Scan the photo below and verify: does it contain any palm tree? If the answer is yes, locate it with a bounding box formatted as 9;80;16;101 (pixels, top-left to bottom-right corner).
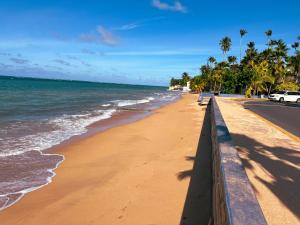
291;42;299;52
248;41;255;48
288;51;300;82
201;65;213;91
274;39;289;59
242;41;258;65
265;30;273;47
181;72;190;86
239;29;247;62
228;56;237;65
208;56;216;67
219;37;232;60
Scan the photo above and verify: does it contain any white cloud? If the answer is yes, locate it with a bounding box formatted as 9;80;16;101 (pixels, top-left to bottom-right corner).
117;22;140;31
115;17;165;31
152;0;187;13
97;26;119;46
79;26;119;46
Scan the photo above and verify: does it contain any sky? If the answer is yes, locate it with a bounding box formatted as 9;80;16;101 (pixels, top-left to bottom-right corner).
0;0;299;86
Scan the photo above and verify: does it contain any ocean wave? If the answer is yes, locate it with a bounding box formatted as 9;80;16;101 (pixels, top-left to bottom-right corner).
101;104;111;107
0;109;116;157
111;96;155;107
0;151;64;211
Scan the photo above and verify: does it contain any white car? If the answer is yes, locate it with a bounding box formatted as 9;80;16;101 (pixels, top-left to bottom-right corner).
269;91;300;103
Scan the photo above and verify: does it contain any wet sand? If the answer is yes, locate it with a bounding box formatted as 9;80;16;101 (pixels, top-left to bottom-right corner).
0;94;209;225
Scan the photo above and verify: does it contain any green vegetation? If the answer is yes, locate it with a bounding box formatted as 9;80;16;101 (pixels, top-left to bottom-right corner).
170;30;300;97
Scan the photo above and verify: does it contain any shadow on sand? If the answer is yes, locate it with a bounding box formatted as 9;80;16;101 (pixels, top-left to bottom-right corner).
231;133;300;220
177;103;212;225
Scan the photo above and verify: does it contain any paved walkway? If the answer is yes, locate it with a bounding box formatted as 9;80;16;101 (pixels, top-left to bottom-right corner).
217;97;300;225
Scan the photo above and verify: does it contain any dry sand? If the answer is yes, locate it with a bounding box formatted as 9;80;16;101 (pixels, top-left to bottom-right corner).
0;94;211;225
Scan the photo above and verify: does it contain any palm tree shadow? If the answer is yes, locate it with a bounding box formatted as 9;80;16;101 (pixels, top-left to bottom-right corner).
178;104;212;225
231;133;300;219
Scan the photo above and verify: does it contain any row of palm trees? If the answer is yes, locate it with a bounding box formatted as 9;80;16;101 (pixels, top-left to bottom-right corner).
186;30;300;95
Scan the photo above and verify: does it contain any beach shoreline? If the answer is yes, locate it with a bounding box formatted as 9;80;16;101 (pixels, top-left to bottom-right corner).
47;94;181;155
0;93;209;225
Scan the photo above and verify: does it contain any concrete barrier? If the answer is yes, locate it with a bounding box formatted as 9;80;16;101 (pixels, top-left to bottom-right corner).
210;96;267;225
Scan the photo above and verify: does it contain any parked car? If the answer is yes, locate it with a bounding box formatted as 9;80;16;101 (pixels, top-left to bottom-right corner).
269;91;300;103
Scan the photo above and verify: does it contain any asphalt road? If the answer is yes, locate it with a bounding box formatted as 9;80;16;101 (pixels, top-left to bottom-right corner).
243;100;300;139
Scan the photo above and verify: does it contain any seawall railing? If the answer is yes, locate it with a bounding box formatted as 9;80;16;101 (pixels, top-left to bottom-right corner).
210;96;267;225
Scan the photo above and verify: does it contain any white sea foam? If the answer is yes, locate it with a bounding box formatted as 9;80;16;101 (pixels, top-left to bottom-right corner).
0;109;116;157
101;104;111;107
111;96;155;107
0;152;64;211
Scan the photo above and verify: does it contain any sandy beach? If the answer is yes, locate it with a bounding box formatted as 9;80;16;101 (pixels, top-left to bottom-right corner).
0;94;211;225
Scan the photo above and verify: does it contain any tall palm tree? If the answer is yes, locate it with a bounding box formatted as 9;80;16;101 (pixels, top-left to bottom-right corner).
181;72;190;86
201;65;213;91
248;41;255;48
208;56;216;66
274;39;289;59
228;56;237;65
291;42;299;52
288;51;300;82
219;37;232;60
243;41;258;65
239;29;247;62
265;30;273;48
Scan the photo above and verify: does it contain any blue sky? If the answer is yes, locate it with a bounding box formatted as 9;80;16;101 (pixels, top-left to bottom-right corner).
0;0;299;85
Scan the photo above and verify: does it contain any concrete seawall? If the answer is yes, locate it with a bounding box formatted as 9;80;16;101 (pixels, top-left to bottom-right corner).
210;96;267;225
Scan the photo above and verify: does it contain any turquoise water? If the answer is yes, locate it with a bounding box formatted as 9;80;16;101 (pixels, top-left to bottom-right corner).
0;75;179;210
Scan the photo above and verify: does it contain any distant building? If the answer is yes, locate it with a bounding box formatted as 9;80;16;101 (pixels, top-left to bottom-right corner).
169;81;191;92
168;85;182;91
182;81;191;92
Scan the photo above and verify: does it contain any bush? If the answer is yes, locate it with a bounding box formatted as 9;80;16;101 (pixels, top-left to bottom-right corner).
245;87;252;98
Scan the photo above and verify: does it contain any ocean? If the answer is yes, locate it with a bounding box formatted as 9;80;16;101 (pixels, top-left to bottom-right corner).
0;75;180;210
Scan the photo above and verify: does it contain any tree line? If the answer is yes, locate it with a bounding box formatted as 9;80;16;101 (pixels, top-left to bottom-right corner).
170;30;300;96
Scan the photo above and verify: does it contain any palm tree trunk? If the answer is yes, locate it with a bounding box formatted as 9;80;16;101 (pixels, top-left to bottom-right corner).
240;38;242;63
268;85;272;96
